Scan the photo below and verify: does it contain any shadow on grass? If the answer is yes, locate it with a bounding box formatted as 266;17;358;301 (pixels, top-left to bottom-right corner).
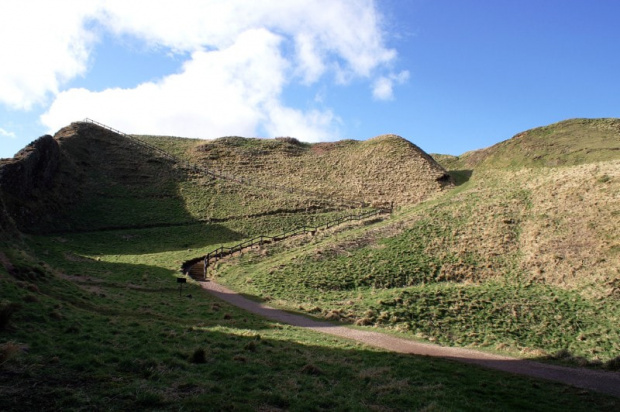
1;254;619;411
448;169;473;186
33;222;244;256
200;279;620;400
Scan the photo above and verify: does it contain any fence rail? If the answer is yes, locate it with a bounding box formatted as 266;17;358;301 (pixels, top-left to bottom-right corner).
82;118;178;163
181;207;391;279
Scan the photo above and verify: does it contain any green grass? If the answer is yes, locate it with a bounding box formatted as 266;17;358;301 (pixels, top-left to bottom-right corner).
435;118;620;171
214;166;620;366
1;232;618;410
219;244;620;366
2;118;620;409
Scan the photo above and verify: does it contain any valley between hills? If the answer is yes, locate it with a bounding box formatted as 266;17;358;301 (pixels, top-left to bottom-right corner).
1;118;619;410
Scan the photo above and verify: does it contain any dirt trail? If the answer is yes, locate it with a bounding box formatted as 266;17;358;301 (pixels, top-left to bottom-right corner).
200;279;620;398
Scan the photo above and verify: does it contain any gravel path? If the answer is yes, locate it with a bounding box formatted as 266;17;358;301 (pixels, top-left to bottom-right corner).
200;279;620;398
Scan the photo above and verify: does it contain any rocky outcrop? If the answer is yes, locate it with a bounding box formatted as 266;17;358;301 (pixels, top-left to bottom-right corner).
0;135;60;199
0;195;18;239
0;134;68;232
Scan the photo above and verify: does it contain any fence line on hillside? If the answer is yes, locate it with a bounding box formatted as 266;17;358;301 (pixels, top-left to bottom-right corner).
82;118;178;163
181;206;391;279
80;118;365;210
78;119;393;281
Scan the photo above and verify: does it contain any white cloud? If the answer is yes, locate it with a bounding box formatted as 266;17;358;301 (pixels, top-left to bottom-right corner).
42;28;340;140
0;0;100;109
264;105;340;142
3;0;406;141
42;29;287;137
294;33;327;84
372;70;410;101
0;127;16;139
97;0;395;80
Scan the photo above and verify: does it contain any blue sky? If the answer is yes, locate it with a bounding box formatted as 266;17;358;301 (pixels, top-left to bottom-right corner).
1;0;619;159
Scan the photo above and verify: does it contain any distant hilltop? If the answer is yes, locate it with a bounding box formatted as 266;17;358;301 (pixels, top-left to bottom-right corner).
0;121;451;234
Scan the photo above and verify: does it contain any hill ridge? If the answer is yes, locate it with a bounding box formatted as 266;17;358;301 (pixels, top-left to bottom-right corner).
87;118;366;209
435;118;620;171
0;120;450;233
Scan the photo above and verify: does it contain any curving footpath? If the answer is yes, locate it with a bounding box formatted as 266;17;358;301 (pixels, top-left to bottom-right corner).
200;279;620;398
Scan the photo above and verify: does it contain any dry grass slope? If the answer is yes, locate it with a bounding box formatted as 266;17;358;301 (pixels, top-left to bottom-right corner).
430;117;620;296
185;133;452;207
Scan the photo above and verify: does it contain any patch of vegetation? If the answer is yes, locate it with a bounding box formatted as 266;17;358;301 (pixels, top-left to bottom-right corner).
435;118;620;171
368;283;619;357
2;118;620;409
0;301;21;331
0;234;617;410
216;161;620;365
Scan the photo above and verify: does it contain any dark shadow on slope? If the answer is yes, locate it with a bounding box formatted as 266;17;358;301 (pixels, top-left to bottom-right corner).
0;123;208;234
29;223;242;259
448;169;473;186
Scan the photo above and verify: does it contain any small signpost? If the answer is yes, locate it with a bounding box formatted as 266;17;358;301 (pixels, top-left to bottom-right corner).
177;277;187;297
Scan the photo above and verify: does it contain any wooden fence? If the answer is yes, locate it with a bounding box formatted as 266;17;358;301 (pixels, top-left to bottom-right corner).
82;118;178;163
181;207;391;279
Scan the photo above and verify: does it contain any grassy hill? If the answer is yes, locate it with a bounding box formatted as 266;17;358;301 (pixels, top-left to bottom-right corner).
0;122;450;234
436;118;620;171
216;161;619;360
137;132;452;208
1;118;619;410
214;118;620;366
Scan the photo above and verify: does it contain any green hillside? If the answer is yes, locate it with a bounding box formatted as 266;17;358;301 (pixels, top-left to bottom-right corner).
0;122;450;234
1;119;619;410
437;118;620;171
214;118;620;365
217;161;620;362
137;132;452;207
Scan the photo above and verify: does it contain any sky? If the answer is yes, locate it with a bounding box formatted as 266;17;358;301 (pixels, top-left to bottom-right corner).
1;0;619;159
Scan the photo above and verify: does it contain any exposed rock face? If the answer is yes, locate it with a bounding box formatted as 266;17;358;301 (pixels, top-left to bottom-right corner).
0;195;17;238
0;134;65;232
0;135;60;198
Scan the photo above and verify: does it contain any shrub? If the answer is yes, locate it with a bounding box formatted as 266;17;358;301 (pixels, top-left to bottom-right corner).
604;356;620;371
275;136;303;146
301;364;323;375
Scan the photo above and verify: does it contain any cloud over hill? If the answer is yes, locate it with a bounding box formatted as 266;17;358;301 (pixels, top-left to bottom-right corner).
1;0;407;141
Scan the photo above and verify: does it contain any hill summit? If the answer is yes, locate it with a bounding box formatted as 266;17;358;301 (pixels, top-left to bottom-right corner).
186;132;452;207
438;118;620;170
0;122;451;234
